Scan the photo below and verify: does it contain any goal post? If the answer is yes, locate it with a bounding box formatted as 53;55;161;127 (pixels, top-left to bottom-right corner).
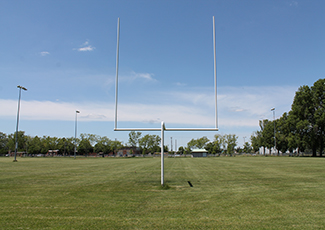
113;17;218;185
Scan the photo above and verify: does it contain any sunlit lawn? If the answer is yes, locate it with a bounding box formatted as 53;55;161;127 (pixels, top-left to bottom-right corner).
0;156;325;229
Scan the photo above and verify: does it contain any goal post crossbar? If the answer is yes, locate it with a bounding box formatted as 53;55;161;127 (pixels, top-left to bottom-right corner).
114;127;218;131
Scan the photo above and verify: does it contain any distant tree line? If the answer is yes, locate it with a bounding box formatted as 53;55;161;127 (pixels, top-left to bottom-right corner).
0;131;166;157
250;78;325;157
0;132;124;156
181;134;242;156
0;130;241;157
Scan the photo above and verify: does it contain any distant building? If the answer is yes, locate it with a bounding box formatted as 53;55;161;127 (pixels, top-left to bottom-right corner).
116;147;141;156
47;150;59;156
191;149;208;157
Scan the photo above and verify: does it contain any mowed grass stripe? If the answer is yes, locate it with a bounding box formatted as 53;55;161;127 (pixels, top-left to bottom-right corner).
0;157;325;229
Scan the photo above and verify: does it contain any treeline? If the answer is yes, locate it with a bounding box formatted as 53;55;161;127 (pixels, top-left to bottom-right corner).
0;130;241;156
0;131;165;156
0;132;123;156
181;134;245;156
250;78;325;157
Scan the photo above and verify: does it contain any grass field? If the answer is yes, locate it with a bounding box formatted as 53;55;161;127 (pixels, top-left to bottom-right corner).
1;156;325;229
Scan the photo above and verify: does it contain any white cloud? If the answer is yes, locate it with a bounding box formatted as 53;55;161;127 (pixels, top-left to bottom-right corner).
120;71;156;82
40;51;50;56
0;85;297;130
77;46;95;52
75;40;95;52
134;72;155;81
26;101;110;121
117;71;157;84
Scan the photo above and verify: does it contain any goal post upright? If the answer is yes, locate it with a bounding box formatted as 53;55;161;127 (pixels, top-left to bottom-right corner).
115;18;120;130
113;17;218;186
213;16;218;129
161;121;165;185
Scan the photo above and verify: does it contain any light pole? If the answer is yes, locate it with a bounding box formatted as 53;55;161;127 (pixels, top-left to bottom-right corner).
74;110;80;159
271;108;276;155
14;85;27;162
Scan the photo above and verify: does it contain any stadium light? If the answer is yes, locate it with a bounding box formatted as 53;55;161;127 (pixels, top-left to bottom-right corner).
14;85;27;162
74;110;80;159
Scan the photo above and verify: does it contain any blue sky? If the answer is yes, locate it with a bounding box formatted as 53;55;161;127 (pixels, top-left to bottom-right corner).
0;0;324;149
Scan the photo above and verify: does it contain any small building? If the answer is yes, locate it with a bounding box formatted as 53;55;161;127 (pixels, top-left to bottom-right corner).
47;150;59;156
116;147;141;156
191;149;208;157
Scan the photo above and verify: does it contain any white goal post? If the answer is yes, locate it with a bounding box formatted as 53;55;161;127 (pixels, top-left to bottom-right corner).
114;17;218;185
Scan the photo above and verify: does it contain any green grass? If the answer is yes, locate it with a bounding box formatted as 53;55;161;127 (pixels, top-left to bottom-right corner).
1;157;325;229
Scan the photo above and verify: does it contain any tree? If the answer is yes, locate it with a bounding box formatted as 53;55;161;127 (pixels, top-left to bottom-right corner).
128;131;142;147
42;136;59;152
111;140;123;155
78;139;93;156
187;136;210;150
236;146;243;154
28;136;42;155
263;120;275;155
251;131;261;153
6;131;27;153
94;136;112;154
275;112;297;155
56;137;74;156
311;79;325;156
139;134;160;154
224;134;238;155
243;142;252;153
290;85;317;156
205;134;223;154
184;146;191;155
178;146;185;154
80;133;99;147
250;78;325;157
0;132;8;155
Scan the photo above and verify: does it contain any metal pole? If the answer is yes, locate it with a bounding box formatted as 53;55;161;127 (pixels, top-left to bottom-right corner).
161;121;165;186
213;16;218;129
115;18;120;130
14;85;27;162
273;109;276;154
271;108;276;154
74;110;80;159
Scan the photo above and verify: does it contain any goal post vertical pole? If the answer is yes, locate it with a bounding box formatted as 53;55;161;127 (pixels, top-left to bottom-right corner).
213;16;218;129
161;121;165;185
115;18;120;130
